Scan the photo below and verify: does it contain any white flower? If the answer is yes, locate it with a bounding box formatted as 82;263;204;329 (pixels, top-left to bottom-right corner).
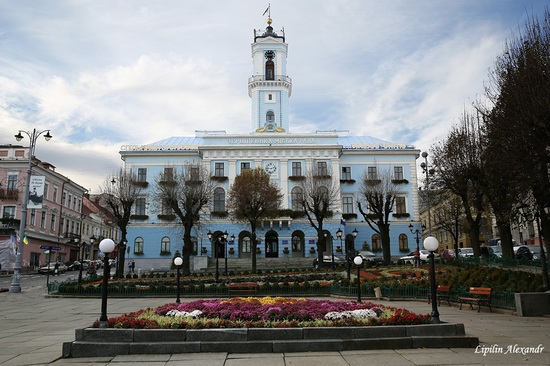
324;309;378;320
165;309;203;318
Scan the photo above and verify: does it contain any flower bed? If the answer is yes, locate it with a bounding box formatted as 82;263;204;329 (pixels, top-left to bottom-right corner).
95;297;431;329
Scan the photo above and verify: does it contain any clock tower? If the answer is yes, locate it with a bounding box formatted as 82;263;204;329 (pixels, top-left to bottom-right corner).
248;17;292;133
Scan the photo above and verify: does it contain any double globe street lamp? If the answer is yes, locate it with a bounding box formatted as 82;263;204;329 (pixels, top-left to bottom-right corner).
409;223;426;268
10;129;52;293
208;230;228;282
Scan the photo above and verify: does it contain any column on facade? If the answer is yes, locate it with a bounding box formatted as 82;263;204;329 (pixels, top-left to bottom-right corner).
279;158;289;209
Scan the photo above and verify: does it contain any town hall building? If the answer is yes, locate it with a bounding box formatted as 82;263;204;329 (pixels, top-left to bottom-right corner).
120;17;422;271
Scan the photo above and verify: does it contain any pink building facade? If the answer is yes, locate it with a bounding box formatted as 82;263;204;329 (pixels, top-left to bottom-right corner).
0;144;87;271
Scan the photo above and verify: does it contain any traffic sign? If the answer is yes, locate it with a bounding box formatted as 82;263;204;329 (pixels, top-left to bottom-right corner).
40;245;62;251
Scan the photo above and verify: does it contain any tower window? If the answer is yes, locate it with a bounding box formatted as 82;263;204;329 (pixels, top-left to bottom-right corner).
268;94;272;100
266;111;275;123
265;60;274;80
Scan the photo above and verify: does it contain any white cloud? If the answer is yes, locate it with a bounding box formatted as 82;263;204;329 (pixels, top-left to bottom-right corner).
0;0;547;190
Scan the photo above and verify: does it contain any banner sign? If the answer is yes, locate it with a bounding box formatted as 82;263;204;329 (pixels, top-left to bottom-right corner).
28;175;45;209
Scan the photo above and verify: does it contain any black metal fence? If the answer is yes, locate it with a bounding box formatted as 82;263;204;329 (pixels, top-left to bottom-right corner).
49;280;517;310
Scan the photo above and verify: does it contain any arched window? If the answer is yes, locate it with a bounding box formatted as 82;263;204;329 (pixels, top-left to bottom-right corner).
266;111;275;123
265;60;274;80
291;187;303;211
134;237;144;255
161;236;170;254
399;234;409;251
371;234;380;251
213;187;225;212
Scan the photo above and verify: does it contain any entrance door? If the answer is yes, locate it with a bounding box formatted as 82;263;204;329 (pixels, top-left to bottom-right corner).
265;233;278;258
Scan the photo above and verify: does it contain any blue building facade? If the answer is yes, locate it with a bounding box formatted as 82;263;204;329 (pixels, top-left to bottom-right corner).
119;17;422;271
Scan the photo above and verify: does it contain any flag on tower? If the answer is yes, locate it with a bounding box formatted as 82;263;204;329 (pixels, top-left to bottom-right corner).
262;4;270;16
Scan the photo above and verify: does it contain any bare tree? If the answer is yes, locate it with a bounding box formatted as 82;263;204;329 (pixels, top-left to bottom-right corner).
98;168;142;277
432;190;464;258
228;167;283;272
152;163;213;275
298;167;340;263
357;168;401;264
431;110;487;257
483;9;550;255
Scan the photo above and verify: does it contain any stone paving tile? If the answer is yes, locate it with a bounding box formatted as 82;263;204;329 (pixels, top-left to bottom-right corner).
110;355;171;362
342;353;415;366
168;353;227;361
284;354;349;366
225;357;285;366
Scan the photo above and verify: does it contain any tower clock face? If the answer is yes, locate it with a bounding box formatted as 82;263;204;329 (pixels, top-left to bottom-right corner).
264;50;275;60
265;162;277;174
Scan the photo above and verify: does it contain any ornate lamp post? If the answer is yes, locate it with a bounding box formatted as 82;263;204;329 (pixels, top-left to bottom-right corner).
518;203;549;291
409;223;426;268
98;238;116;328
336;227;343;254
420;152;434;236
9;129;52;293
354;255;363;302
173;256;183;303
424;236;440;323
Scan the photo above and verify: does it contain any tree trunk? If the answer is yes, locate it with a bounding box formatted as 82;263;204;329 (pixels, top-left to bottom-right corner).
496;222;514;258
251;224;257;273
468;222;481;257
182;222;193;275
380;224;391;264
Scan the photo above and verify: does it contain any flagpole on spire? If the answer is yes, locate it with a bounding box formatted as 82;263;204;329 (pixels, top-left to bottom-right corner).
262;4;271;18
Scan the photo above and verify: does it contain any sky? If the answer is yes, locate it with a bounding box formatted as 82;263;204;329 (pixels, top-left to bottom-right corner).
0;0;548;192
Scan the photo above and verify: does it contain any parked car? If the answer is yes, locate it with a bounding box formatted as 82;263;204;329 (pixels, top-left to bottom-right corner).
67;260;91;271
399;250;439;265
514;245;534;260
38;263;67;275
441;249;456;260
356;250;383;263
458;248;474;258
490;245;502;258
527;245;547;260
312;255;347;269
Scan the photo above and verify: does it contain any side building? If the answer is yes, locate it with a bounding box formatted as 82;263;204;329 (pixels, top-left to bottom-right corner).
119;17;422;271
0;144;86;270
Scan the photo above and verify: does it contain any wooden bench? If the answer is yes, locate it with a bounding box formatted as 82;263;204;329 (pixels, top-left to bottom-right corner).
428;285;451;306
459;287;492;312
227;282;258;297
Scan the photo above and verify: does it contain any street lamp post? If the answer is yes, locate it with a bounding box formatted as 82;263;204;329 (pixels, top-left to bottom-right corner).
78;239;89;285
324;232;334;269
347;228;358;280
208;231;227;282
353;255;363;302
518;204;549;291
420;152;434;236
223;231;228;275
409;223;426;268
424;236;440;323
10;129;52;293
98;238;116;328
173;256;183;303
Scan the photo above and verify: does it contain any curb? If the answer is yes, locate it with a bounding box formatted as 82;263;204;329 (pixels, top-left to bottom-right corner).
63;323;479;358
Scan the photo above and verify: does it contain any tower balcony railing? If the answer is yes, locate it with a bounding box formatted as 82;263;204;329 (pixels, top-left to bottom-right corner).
248;75;292;84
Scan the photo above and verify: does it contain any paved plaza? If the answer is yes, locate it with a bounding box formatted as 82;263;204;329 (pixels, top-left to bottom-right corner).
0;274;549;365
